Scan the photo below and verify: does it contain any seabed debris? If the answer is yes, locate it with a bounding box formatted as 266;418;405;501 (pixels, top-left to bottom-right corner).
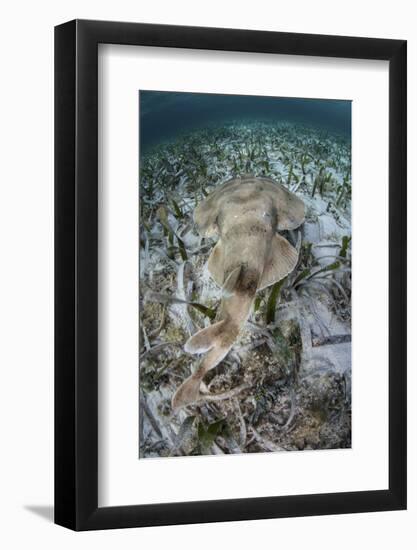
139;121;352;458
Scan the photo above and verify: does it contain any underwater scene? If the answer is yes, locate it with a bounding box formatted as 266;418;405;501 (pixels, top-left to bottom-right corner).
139;91;352;458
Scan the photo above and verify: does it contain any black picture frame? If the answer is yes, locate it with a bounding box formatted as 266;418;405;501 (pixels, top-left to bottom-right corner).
55;19;407;531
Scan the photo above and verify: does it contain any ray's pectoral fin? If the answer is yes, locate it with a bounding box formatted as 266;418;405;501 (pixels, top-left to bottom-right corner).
259;234;299;290
207;240;225;286
266;180;305;230
194;198;219;238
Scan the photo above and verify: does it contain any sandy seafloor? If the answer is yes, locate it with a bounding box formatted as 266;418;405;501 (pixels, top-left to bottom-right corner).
139;121;352;458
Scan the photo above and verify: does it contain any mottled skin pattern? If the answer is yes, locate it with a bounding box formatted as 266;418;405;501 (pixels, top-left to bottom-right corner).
171;176;305;410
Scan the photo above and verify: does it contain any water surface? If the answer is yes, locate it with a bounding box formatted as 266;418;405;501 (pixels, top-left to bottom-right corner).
140;90;351;153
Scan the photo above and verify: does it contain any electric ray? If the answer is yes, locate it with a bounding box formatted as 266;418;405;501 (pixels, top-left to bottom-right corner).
172;175;305;410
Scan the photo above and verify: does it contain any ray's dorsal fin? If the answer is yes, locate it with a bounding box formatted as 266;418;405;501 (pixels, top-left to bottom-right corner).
259;234;299;290
171;374;203;411
184;320;226;355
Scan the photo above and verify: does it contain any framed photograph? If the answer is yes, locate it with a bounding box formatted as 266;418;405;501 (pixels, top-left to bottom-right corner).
55;19;406;530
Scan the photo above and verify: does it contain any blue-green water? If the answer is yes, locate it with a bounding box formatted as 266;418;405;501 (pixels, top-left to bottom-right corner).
139;90;351;153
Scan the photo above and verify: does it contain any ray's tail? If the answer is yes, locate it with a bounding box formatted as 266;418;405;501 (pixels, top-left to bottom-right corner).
171;271;257;411
171;319;237;411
